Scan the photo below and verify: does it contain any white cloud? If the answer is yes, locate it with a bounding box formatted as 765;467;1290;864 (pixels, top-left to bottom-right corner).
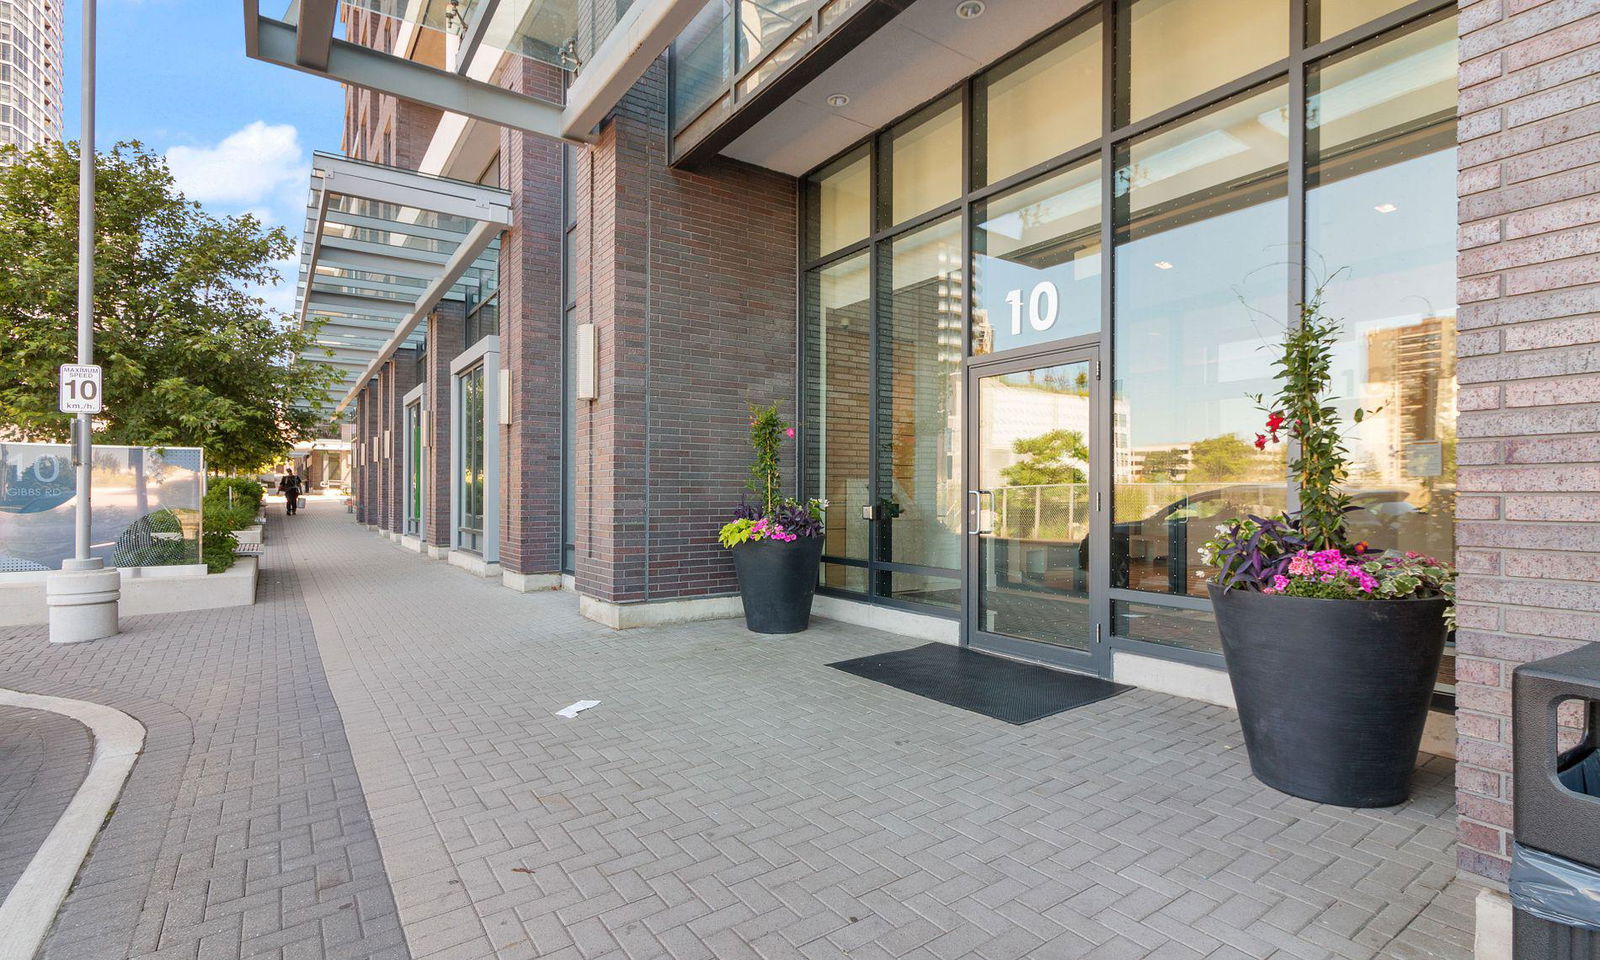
166;121;307;209
166;122;311;318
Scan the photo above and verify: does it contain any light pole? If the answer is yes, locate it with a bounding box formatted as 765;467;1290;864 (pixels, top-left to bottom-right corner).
47;0;120;644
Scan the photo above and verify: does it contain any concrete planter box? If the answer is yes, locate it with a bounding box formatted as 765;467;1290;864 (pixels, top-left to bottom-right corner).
234;524;264;545
0;557;258;627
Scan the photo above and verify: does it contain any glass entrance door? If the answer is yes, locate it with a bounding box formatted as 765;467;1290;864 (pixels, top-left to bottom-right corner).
965;345;1105;674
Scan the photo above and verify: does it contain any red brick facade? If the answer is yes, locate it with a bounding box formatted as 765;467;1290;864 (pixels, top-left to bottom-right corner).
573;62;799;605
427;302;466;549
495;58;567;578
1454;0;1600;882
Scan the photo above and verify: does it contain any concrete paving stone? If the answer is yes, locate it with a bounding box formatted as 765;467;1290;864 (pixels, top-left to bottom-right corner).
1;503;1485;959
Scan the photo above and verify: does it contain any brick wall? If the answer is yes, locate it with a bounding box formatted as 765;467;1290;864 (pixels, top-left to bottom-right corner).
384;349;419;534
427;303;467;548
495;57;567;577
340;8;441;170
360;380;380;525
1454;0;1600;883
574;60;799;605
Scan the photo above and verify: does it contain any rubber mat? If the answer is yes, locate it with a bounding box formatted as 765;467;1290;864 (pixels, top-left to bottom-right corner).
829;642;1131;725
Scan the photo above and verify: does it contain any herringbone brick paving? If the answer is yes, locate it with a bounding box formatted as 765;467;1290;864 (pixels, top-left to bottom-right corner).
0;516;409;960
0;705;91;902
280;502;1478;960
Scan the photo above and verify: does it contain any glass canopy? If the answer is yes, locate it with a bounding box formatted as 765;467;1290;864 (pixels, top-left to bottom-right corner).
298;0;636;72
295;152;513;410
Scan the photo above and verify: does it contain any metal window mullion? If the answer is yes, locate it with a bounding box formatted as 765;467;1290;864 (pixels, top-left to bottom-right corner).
1286;0;1309;517
1094;0;1117;673
866;132;884;601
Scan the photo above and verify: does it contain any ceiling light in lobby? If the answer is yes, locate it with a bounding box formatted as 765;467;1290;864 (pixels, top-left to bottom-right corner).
1374;203;1398;213
1154;261;1174;270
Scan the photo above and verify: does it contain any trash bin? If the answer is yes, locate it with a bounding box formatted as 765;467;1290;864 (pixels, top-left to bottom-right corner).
1511;643;1600;957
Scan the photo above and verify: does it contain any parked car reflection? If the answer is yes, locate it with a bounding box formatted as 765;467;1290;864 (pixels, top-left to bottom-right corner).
1094;485;1448;597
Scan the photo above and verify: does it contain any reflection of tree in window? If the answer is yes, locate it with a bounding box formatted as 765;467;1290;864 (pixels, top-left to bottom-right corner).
1001;430;1087;487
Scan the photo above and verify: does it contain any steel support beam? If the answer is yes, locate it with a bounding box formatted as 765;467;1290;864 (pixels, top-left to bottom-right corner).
245;4;565;139
561;0;707;139
295;0;337;70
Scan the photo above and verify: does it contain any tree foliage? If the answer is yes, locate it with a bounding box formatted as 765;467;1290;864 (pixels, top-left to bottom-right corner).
0;140;339;473
1001;429;1088;487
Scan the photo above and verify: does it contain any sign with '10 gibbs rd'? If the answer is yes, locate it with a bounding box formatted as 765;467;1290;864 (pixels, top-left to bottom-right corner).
58;364;103;414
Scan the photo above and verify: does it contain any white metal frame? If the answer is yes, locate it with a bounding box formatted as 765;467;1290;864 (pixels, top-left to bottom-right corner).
295;151;514;413
449;336;501;563
402;381;427;541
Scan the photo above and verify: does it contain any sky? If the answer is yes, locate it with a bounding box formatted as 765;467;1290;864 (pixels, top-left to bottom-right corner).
61;1;348;313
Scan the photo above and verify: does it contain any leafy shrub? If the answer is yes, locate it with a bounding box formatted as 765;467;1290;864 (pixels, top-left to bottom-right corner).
206;477;265;512
202;529;238;574
205;501;258;534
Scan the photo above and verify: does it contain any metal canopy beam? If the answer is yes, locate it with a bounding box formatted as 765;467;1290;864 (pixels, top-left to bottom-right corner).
244;3;565;140
295;0;338;69
562;0;706;138
291;151;514;415
454;0;503;75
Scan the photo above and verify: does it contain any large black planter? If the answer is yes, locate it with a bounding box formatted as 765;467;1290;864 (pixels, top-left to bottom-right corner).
1208;583;1449;808
730;536;824;634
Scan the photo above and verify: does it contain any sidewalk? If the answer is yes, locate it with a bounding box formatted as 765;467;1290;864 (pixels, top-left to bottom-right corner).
0;500;1478;959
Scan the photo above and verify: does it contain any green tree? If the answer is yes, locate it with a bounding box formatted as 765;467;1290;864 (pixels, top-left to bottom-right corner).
1187;434;1257;483
0;140;339;473
1140;447;1188;482
1001;429;1088;486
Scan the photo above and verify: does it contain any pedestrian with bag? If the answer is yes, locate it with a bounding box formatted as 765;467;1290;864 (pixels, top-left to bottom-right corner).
277;470;303;516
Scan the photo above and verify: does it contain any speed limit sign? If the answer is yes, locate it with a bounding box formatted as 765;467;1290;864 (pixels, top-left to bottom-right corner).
59;364;103;414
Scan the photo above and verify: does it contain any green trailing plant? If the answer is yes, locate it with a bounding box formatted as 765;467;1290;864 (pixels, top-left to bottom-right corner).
717;401;826;548
746;402;786;518
1248;289;1379;550
201;529;239;574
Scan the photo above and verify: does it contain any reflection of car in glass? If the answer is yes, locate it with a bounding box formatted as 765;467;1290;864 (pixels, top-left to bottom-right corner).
1084;486;1426;597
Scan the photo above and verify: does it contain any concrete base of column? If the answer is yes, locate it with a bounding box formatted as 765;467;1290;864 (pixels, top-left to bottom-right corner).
46;559;121;645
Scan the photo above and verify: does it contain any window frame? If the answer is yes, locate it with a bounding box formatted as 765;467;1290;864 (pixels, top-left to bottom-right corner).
796;0;1459;664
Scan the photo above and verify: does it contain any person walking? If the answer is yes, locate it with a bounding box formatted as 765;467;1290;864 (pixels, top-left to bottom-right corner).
278;470;302;516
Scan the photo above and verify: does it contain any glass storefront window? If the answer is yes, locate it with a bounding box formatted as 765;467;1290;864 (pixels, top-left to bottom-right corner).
1307;14;1458;563
877;215;963;578
459;365;486;552
806;147;870;260
878;94;962;228
1119;0;1289;123
1314;0;1414;41
973;12;1101;186
1112;83;1292;644
804;251;872;568
971;158;1101;356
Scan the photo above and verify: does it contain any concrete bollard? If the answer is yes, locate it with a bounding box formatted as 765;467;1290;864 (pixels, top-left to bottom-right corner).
46;559;121;644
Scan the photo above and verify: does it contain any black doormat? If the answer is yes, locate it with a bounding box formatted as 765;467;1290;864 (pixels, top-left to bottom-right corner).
828;643;1131;725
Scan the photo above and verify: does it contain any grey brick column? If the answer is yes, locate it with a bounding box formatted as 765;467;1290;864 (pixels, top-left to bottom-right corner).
573;60;799;608
427;303;466;551
1453;0;1600;883
493;57;566;586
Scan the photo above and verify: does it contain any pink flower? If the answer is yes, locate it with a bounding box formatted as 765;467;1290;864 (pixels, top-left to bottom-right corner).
785;427;796;438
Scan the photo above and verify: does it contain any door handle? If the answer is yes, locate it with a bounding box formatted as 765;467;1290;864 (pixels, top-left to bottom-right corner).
968;489;994;536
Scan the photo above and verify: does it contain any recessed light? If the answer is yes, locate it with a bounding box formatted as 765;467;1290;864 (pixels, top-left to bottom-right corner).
1374;203;1397;213
1154;260;1173;270
826;93;850;108
956;0;985;19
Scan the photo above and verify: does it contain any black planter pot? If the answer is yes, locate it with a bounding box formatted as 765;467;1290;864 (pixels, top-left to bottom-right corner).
730;536;824;634
1208;583;1449;808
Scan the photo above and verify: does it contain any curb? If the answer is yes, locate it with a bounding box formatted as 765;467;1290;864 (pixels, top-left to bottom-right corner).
0;690;144;960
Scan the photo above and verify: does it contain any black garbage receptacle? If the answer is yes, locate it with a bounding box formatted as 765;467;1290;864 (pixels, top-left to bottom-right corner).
1512;644;1600;958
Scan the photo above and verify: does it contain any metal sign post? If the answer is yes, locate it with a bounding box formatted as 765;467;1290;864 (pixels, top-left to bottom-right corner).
47;0;120;645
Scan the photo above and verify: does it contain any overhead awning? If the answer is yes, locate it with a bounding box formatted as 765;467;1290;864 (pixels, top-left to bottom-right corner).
243;0;709;141
296;152;514;412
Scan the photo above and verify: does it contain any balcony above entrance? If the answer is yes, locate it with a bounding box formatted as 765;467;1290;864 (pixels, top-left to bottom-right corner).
295;153;514;412
243;0;710;141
